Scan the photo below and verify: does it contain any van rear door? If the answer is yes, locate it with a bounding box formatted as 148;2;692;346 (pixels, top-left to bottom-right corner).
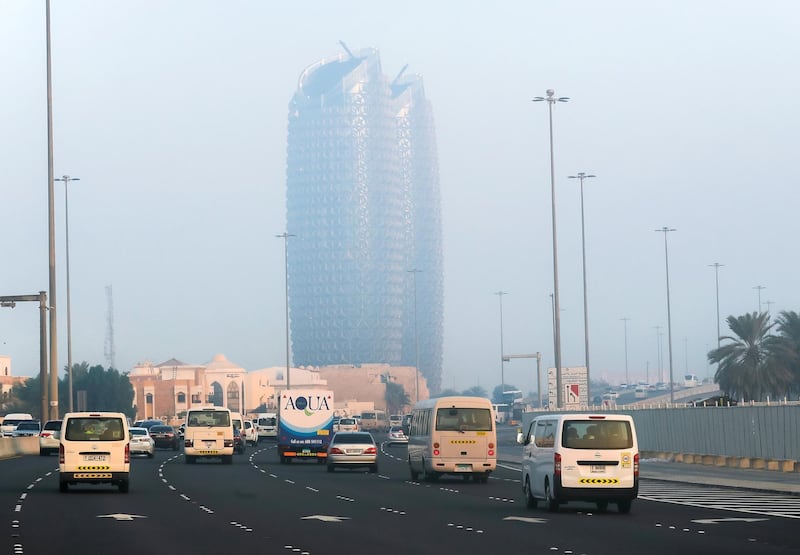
559;417;637;490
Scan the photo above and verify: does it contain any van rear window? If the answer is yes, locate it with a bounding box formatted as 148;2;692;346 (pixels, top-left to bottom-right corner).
64;417;125;441
562;420;633;450
187;410;231;427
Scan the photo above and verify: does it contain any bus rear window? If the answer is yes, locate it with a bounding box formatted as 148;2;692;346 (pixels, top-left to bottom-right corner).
187;411;231;427
435;408;492;432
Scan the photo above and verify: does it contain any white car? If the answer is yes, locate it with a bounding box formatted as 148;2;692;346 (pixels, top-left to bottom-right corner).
129;427;155;458
12;421;41;437
39;419;62;456
243;419;258;446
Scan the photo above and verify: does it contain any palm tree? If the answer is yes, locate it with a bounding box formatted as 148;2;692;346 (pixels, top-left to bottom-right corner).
774;311;800;398
384;382;411;415
708;312;791;401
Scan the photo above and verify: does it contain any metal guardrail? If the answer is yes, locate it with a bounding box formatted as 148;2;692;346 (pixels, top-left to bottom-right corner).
520;403;800;462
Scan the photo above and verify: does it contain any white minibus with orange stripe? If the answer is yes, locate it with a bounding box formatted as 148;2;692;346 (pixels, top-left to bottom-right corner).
407;396;496;483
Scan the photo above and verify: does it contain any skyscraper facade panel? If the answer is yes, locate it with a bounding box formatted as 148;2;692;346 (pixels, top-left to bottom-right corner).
286;47;443;393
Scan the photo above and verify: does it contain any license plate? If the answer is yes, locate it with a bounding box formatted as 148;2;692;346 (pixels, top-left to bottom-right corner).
346;449;361;454
455;464;472;472
83;455;107;462
302;448;311;454
590;465;605;473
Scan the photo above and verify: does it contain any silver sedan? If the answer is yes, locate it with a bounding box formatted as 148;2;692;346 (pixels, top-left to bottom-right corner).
326;432;378;473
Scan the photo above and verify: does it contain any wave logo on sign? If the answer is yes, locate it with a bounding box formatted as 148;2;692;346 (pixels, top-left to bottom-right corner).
283;394;331;417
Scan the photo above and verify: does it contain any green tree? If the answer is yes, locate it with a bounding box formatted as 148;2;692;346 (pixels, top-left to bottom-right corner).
7;362;135;418
708;312;792;401
492;384;519;404
385;381;411;415
432;388;461;398
461;385;488;398
773;310;800;397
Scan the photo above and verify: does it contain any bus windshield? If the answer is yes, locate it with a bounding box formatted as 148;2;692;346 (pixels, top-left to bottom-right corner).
435;408;492;432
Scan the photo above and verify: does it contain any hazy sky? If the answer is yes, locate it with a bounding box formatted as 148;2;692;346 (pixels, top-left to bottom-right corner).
2;1;799;397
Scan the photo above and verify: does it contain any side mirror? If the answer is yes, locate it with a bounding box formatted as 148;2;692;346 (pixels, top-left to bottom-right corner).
516;430;524;444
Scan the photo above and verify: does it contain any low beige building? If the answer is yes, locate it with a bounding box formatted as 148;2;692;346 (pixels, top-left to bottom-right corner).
127;357;428;422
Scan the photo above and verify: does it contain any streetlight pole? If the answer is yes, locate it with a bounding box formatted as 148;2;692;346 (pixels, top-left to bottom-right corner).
494;291;507;398
568;172;595;401
55;175;80;412
709;263;724;354
655;227;676;403
654;325;662;383
276;233;294;390
533;89;569;409
45;0;59;421
409;269;422;402
753;285;766;314
620;317;630;386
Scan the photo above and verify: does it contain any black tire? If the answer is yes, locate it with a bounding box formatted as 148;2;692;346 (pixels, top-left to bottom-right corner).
596;501;609;513
369;464;378;474
39;449;47;457
409;459;419;481
545;479;559;513
59;481;68;493
147;452;154;459
223;455;233;465
185;455;196;464
327;464;335;473
524;477;538;509
618;499;632;514
119;479;129;493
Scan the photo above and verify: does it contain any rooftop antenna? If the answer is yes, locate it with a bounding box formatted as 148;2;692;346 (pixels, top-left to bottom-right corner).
338;40;355;59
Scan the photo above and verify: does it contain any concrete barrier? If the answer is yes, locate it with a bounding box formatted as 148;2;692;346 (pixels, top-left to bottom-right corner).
642;450;797;473
0;437;39;459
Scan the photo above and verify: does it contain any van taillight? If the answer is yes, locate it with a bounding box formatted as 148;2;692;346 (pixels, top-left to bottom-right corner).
554;452;562;477
59;443;64;464
433;442;440;456
633;453;639;477
125;443;130;464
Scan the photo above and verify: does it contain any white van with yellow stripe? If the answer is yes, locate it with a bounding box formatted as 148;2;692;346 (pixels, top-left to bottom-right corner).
519;413;638;513
59;412;130;493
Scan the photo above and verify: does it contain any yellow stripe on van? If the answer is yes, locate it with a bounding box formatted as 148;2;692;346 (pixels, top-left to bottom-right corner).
74;473;113;479
449;440;477;444
579;478;620;485
77;466;111;470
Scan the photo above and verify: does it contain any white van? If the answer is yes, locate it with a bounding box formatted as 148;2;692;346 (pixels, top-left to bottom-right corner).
184;407;234;464
59;412;130;493
256;412;277;440
1;413;33;437
518;413;639;513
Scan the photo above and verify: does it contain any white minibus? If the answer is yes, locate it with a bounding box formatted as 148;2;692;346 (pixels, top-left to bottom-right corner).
184;407;234;464
518;413;639;513
407;396;496;483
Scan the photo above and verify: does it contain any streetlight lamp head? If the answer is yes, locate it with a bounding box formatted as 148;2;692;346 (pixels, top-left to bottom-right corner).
546;88;554;97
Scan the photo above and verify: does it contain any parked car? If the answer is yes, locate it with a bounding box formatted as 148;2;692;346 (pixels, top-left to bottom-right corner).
233;427;246;454
149;425;180;450
387;425;408;445
39;419;62;456
12;420;41;437
327;431;378;473
129;427;155;458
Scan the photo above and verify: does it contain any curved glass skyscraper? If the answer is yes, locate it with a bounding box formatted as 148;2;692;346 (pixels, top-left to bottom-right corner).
286;47;443;393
